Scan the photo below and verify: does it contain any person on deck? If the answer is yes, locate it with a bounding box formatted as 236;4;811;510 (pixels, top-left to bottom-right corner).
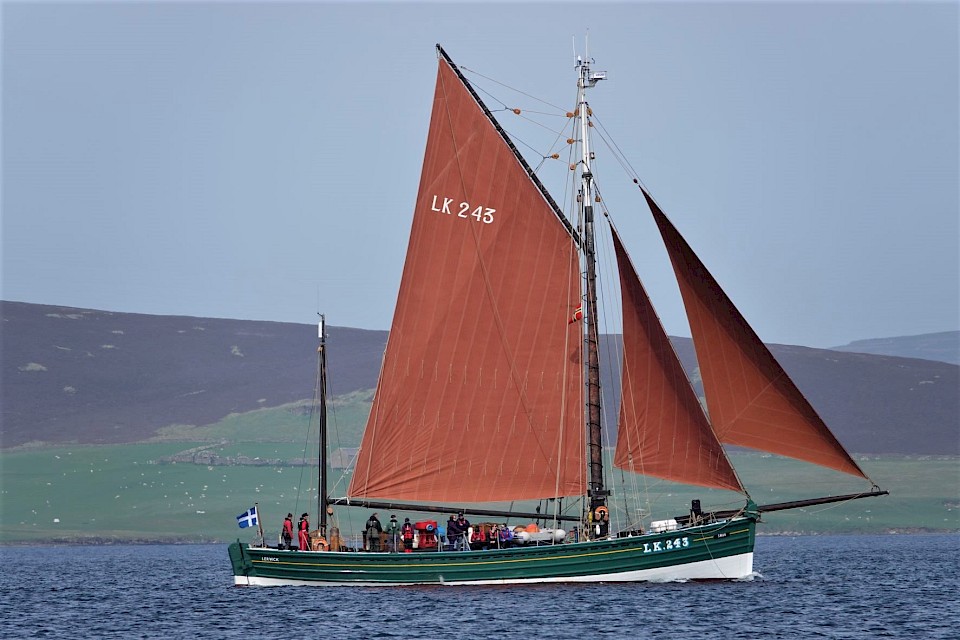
455;512;470;551
281;513;294;550
446;515;459;551
499;523;513;548
298;513;310;551
365;513;383;552
401;517;414;553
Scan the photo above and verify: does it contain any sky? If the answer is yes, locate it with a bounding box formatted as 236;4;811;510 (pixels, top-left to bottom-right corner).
2;1;957;349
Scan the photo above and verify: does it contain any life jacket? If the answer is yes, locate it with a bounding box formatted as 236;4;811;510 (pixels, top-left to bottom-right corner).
299;519;308;532
401;523;414;540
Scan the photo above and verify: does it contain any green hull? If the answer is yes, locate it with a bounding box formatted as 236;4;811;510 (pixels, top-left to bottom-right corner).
228;516;756;586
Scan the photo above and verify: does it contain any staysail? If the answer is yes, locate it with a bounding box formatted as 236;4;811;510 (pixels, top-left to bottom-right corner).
644;190;868;479
611;226;744;492
348;54;585;503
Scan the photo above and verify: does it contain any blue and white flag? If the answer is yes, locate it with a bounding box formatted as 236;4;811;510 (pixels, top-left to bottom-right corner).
236;506;258;529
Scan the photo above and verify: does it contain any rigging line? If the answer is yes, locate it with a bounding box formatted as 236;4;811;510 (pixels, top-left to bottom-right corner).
317;337;348;495
298;347;326;516
594;203;656;516
458;64;568;113
553;228;582;510
591;112;648;187
593;227;620;531
805;492;873;515
498;122;566;167
437;56;569;477
589;126;655;207
557;105;602;526
469;81;511;111
559;124;589;521
593;130;641;185
518;109;570;118
470;81;572;177
314;349;332;501
512;110;574;135
325;390;353;496
560;118;579;221
595;204;647;531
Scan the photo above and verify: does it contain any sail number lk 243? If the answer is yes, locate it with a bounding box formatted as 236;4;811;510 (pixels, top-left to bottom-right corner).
431;195;496;224
642;537;690;554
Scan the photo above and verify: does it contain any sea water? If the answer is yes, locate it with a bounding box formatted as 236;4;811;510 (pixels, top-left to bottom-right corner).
1;534;957;638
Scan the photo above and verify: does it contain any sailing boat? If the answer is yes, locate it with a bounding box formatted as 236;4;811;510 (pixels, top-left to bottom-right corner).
228;45;886;586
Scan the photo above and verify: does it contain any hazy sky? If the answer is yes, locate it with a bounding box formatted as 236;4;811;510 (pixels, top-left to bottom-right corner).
3;1;957;348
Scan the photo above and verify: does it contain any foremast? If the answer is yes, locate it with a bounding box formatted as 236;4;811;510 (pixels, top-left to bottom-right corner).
575;55;609;533
317;314;328;538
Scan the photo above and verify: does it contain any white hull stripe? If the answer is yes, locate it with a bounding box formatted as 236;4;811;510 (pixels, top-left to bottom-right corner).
233;551;754;587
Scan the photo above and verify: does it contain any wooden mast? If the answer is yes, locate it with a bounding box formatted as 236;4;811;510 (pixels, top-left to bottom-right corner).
576;53;609;529
317;314;328;538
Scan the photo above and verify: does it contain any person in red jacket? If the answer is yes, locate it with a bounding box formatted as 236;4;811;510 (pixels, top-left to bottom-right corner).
281;513;294;550
298;513;310;551
401;517;414;553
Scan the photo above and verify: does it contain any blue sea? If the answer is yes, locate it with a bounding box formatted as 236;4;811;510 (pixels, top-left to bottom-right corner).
1;535;957;639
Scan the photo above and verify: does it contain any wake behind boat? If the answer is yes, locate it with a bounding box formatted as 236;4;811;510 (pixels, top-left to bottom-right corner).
228;45;886;586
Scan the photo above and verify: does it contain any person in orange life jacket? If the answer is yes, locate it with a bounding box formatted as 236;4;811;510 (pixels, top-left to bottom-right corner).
298;513;310;551
281;513;294;550
401;517;414;553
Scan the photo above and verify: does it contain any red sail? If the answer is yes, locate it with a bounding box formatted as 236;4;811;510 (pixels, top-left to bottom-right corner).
611;227;744;492
348;57;584;502
644;190;868;479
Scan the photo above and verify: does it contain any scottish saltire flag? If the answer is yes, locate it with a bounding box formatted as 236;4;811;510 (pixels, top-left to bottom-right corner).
236;506;258;529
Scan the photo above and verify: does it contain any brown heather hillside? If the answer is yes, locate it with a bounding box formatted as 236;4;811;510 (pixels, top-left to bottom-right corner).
1;302;384;447
668;338;959;457
2;301;957;454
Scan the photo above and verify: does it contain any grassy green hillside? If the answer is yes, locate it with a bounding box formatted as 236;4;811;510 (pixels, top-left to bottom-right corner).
147;390;371;446
2;392;957;544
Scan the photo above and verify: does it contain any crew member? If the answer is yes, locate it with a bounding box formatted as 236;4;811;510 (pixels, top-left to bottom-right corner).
298;512;310;551
455;512;470;550
446;515;459;551
281;513;294;550
365;512;383;552
401;517;414;553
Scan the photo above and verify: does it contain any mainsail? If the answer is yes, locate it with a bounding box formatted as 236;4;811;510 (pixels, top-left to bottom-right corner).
348;55;585;503
611;226;744;492
644;190;868;479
